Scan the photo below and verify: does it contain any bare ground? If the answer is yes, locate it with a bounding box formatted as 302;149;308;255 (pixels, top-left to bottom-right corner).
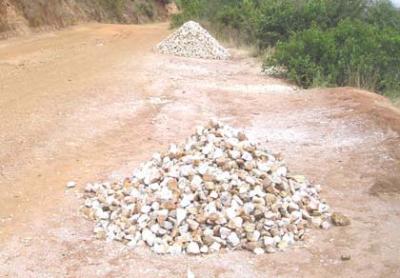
0;23;399;278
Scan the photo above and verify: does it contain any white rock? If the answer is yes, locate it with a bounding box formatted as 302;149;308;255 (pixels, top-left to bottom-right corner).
180;194;194;208
227;232;240;247
141;205;152;214
308;199;319;211
213;148;224;159
176;208;187;225
180;165;194;177
144;168;161;185
276;167;287;177
186;242;200;254
198;163;209;175
245;176;256;186
258;163;271;172
200;245;209;253
191;175;203;188
219;227;231;239
243;202;255;214
239;184;250;194
202;144;213;155
151;202;160;211
150;224;160;234
229;150;241;159
254;247;265;255
209;191;219;199
232;217;243;228
273;236;281;244
169;243;183;255
142;229;156;246
209;242;221;252
138;214;150;228
248;230;261;242
162;221;173;230
160;187;173;200
149;183;160;191
225;207;237;219
96;210;109;220
242;152;253;161
179;224;189;234
226;137;239;147
318;203;330;213
207;134;216;143
264;236;274;246
153;243;168;254
66;181;76;188
291;211;302;220
204;202;217;214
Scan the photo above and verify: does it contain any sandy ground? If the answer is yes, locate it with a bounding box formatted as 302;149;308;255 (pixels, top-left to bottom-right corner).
0;23;400;277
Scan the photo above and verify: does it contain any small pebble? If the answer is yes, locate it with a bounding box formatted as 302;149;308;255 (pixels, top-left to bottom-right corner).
66;181;76;188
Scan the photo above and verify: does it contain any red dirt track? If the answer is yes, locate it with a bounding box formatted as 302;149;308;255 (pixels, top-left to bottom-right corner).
0;23;399;277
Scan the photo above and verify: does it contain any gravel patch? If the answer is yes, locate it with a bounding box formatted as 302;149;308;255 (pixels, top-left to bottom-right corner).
156;21;230;60
82;120;333;255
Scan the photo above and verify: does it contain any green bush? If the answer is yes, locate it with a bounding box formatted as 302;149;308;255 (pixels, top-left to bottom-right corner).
266;20;400;95
265;25;336;88
172;0;370;46
366;0;400;29
256;0;370;47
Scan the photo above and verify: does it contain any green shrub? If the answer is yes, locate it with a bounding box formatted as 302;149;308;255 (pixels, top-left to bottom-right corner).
366;0;400;29
265;25;336;88
172;0;370;46
266;20;400;95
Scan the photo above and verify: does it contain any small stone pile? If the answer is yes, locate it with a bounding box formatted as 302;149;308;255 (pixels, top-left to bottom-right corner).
82;120;332;255
156;21;230;60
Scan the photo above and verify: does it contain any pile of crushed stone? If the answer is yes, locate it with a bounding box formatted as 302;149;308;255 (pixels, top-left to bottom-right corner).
82;120;332;255
156;21;230;60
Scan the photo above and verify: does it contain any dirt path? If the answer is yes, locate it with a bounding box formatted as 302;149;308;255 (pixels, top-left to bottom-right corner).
0;23;400;277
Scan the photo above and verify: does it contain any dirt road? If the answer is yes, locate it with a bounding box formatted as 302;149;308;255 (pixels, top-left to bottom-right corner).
0;23;400;277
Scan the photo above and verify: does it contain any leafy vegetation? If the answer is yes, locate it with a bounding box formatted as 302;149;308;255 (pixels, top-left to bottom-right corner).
173;0;400;100
268;20;400;93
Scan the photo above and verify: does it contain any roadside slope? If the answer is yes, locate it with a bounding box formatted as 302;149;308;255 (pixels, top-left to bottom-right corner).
0;0;171;39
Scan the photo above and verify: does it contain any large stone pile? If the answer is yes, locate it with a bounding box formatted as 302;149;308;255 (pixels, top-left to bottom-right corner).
82;120;331;255
156;21;230;60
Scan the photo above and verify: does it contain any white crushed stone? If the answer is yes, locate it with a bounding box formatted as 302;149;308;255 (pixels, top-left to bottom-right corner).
66;181;76;188
156;21;230;60
82;120;333;255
